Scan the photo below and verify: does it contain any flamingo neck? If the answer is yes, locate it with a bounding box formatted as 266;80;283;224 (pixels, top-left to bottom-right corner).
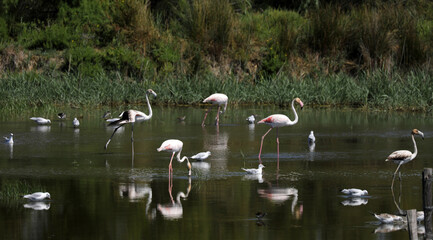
411;134;418;160
290;98;299;125
221;101;228;114
145;92;153;119
176;151;192;176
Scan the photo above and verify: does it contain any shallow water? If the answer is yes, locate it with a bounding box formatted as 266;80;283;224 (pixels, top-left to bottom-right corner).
0;106;432;239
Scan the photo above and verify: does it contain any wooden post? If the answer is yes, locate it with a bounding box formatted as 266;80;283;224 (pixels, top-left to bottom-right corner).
423;168;433;238
422;168;433;239
407;209;418;240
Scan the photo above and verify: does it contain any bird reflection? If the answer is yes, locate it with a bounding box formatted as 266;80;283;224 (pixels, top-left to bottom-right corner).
308;142;315;152
30;125;51;133
242;173;263;183
23;202;50;210
119;182;154;218
341;197;368;206
257;185;301;218
157;177;191;220
192;162;211;175
203;128;229;171
8;144;13;159
374;223;406;234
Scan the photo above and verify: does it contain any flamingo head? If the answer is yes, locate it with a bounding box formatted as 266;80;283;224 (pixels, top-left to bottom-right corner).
147;89;157;97
412;129;424;139
295;98;304;109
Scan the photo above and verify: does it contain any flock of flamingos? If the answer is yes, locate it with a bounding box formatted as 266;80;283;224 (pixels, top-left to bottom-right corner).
5;88;426;225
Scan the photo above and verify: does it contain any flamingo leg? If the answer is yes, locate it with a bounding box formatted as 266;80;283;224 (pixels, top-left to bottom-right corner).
105;125;123;150
131;123;135;156
201;109;209;127
258;127;273;164
131;123;134;143
276;127;279;169
215;106;221;126
391;162;403;190
169;152;175;174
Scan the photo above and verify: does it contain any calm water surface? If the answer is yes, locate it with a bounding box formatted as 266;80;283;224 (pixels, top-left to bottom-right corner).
0;106;432;239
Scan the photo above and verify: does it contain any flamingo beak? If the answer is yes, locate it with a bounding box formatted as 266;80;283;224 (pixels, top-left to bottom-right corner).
419;131;425;139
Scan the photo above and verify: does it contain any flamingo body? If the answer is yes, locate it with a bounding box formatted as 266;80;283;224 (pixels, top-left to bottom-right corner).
203;93;228;106
104;89;156;150
386;129;424;189
257;98;304;165
202;93;228;126
157;139;192;176
23;192;51;201
30;117;51;125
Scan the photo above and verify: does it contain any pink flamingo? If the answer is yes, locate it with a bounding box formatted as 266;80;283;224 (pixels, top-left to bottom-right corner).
257;97;304;166
105;89;157;150
386;128;424;189
201;93;228;126
157;139;192;177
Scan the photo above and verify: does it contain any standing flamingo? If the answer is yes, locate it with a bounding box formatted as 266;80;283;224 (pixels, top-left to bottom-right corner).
201;93;228;126
386;129;424;189
104;89;157;150
157;139;192;176
257;97;304;165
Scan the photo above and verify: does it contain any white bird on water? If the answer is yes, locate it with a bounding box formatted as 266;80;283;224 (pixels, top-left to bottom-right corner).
308;131;315;143
4;133;13;144
157;139;192;176
73;118;80;128
246;115;257;124
30;117;51;125
242;164;265;175
373;213;405;224
386;129;424;189
23;192;51;201
341;188;368;196
191;151;211;161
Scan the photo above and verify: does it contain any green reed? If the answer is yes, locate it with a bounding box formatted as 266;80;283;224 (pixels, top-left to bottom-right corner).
0;70;431;111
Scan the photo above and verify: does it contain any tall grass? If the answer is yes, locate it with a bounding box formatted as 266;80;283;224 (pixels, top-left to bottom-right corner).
0;70;431;111
0;179;46;208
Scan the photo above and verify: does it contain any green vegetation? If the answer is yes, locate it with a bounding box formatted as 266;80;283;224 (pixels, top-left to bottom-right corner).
0;0;432;110
0;179;46;207
0;71;431;111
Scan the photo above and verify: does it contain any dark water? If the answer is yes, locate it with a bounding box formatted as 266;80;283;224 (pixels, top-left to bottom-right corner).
0;106;432;239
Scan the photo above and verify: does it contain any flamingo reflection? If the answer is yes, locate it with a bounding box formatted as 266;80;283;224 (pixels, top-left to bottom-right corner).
157;177;192;220
257;185;302;218
119;182;154;218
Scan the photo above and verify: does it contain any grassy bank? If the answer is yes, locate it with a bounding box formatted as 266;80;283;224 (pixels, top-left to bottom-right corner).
1;71;431;112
